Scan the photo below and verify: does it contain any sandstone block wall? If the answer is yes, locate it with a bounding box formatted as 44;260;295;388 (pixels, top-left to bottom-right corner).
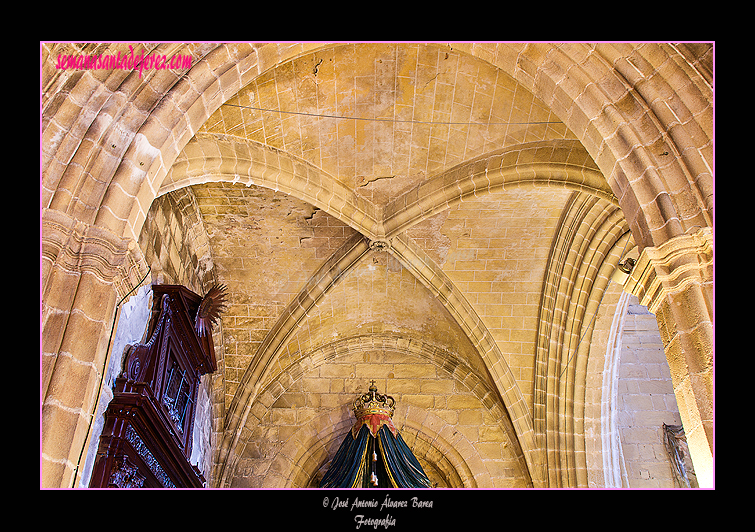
230;346;531;488
617;297;696;488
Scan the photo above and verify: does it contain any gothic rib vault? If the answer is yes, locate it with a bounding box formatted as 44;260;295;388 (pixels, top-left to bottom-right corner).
41;42;714;488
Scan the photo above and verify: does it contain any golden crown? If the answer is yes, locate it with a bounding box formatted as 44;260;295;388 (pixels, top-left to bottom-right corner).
353;380;395;419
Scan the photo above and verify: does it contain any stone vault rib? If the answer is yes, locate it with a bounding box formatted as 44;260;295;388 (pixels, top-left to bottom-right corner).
386;233;543;488
215;233;371;486
382;139;616;240
159;134;383;240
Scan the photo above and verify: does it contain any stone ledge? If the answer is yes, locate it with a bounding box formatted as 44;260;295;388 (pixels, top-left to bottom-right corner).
625;227;712;313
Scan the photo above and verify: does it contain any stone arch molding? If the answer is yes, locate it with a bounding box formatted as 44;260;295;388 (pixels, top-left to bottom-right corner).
533;192;632;487
212;226;540;487
159;133;383;239
222;333;502;488
41;42;712;251
159;134;616;241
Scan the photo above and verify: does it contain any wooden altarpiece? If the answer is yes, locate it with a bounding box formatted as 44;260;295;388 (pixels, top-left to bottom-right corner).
89;284;226;488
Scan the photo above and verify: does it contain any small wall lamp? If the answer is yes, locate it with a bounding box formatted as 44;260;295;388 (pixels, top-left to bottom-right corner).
611;247;639;285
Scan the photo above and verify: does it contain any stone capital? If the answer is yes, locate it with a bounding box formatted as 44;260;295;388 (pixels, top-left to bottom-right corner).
41;208;150;300
624;227;713;314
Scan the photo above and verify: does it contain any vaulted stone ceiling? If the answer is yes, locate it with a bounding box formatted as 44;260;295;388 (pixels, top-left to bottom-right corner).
199;43;571;193
40;41;715;489
147;42;626;486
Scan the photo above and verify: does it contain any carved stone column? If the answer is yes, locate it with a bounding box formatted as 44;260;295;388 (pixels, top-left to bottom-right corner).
41;208;150;488
624;227;713;487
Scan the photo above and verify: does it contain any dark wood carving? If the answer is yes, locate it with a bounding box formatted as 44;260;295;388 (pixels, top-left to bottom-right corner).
89;284;226;488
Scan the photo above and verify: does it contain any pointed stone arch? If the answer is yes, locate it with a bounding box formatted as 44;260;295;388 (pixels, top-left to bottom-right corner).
40;43;714;488
42;43;712;250
382;139;617;239
534;191;632;487
502;42;713;249
162;137;628;489
221;333;511;488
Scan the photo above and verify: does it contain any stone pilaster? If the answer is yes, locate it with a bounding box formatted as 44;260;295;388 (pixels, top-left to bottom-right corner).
41;208;150;487
624;227;713;487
